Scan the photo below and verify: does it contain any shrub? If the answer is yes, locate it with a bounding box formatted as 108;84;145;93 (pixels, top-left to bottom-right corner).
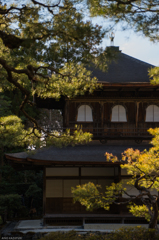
84;233;107;240
39;231;79;240
39;228;159;240
0;194;22;223
39;231;109;240
108;227;159;240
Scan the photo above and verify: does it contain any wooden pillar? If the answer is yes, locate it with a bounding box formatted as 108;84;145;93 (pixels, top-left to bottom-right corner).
79;167;81;184
136;102;139;128
141;102;145;122
118;165;121;182
43;167;46;221
101;102;104;128
109;102;113;123
114;165;121;183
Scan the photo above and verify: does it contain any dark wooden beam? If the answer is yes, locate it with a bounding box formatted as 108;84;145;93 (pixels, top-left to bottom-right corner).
45;176;115;180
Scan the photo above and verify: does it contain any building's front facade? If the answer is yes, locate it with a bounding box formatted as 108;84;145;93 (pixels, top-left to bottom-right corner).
5;46;159;225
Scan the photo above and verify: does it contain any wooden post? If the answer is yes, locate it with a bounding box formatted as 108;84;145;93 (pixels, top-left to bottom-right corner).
136;102;139;128
43;167;46;223
83;217;85;226
101;102;104;129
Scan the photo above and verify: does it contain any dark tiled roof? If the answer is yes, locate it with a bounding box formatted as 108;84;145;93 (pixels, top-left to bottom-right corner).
5;143;151;163
88;47;154;83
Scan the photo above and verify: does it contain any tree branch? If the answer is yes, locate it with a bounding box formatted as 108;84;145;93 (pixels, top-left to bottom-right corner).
31;0;62;14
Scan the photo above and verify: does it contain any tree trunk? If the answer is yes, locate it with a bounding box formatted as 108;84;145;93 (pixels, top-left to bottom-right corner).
0;149;4;182
149;201;158;229
0;148;4;166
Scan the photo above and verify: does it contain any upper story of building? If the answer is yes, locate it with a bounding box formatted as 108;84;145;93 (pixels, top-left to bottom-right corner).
36;46;159;143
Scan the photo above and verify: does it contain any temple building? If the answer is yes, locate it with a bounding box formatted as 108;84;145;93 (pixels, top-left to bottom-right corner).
5;46;159;226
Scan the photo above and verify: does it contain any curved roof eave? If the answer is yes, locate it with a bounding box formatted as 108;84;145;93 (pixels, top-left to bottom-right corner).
5;144;151;167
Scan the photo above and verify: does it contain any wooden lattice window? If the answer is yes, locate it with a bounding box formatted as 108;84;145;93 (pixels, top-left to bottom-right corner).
77;105;93;122
111;105;127;122
145;105;159;122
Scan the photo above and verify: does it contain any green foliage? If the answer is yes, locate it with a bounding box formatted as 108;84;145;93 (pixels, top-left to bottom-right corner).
39;230;106;240
46;125;92;147
25;182;42;210
25;182;43;214
40;231;78;240
44;0;105;68
108;227;159;240
35;63;100;99
72;181;125;212
0;165;43;218
149;67;159;85
0;194;22;215
85;0;159;42
25;183;42;198
128;204;151;222
0;115;41;150
0;94;12;117
0;165;42;187
39;228;159;240
0;0;105;95
0;112;92;152
0;0;108;147
72;182;110;211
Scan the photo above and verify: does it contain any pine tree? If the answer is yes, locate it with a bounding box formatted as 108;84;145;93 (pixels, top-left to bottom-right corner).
0;0;107;147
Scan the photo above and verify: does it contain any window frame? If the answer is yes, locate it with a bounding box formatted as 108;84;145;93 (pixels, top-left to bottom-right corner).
111;104;127;122
145;104;159;122
77;104;93;122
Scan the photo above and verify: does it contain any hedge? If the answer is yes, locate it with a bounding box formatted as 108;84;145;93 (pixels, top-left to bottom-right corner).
39;227;159;240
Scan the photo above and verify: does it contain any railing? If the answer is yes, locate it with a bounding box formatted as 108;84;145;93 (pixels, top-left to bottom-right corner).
92;127;150;139
43;126;152;140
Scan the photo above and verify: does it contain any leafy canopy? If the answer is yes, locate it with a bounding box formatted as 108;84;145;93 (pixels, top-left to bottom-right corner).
0;0;110;147
85;0;159;42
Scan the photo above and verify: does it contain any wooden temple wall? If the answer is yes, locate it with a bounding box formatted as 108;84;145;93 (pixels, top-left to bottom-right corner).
67;100;159;124
63;99;159;139
44;166;121;215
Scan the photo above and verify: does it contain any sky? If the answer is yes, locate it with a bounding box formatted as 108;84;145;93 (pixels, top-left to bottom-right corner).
97;23;159;66
89;15;159;67
104;30;159;66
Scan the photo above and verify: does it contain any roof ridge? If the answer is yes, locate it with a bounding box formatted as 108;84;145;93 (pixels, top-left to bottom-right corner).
121;52;155;67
